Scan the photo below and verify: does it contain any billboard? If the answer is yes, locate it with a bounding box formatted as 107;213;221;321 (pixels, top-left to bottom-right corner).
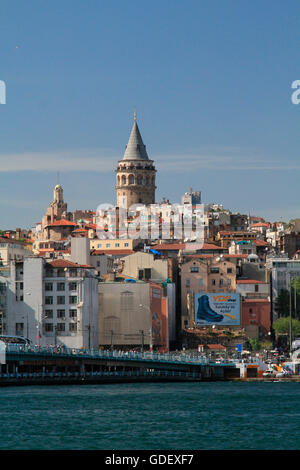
195;293;241;326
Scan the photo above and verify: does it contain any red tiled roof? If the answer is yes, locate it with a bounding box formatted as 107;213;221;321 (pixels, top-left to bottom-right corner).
252;222;270;227
255;240;269;246
207;344;226;350
186;243;224;251
46;219;77;227
47;259;93;268
237;279;265;284
184;253;248;259
92;249;134;256
152;243;185;251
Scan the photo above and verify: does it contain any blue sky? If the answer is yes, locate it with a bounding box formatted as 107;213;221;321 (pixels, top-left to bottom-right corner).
1;0;300;228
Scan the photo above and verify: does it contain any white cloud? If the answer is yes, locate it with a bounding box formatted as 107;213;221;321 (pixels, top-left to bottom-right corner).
0;147;297;173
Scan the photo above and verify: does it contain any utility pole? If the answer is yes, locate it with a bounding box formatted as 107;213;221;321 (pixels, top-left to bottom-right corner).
289;275;293;357
110;330;114;351
140;330;144;352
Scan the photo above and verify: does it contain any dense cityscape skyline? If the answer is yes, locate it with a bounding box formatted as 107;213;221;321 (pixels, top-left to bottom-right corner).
1;0;300;228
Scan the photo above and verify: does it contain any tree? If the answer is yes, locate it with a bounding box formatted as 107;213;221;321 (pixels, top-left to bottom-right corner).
273;317;300;337
249;338;261;351
290;278;300;320
274;289;290;318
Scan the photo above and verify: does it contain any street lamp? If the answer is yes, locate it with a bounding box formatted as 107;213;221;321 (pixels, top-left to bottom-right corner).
139;304;153;351
288;273;295;357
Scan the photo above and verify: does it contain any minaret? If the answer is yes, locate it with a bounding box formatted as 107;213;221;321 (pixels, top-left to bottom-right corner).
116;110;156;210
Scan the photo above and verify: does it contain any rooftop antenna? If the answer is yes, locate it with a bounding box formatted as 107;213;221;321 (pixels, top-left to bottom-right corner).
134;107;137;122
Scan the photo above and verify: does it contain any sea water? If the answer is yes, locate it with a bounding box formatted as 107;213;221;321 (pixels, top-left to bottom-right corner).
0;382;299;450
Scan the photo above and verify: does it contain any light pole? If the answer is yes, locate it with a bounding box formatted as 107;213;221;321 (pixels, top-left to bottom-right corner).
85;324;91;350
139;304;153;351
289;273;293;357
139;330;145;353
110;330;114;351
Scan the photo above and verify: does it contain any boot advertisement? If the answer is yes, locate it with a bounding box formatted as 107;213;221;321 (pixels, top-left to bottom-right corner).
195;293;241;326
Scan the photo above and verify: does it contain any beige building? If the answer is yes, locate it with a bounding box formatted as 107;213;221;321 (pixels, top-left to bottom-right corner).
33;184;76;252
90;238;140;252
216;231;257;249
121;251;170;281
180;256;236;328
98;281;151;348
98;279;176;350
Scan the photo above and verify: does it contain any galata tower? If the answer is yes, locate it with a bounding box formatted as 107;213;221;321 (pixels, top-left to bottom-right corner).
116;110;156;210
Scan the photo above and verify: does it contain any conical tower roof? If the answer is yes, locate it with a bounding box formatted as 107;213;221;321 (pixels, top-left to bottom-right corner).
123;111;149;161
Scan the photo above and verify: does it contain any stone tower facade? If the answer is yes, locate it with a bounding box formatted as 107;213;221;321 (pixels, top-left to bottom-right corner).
116;112;156;210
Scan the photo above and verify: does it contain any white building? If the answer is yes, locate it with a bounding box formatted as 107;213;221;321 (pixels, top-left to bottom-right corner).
5;257;99;349
236;279;270;299
267;254;300;320
70;236;114;277
0;237;31;266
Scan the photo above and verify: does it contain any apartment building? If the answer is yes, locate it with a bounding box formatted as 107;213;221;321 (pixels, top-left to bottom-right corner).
180;256;236;328
5;257;99;349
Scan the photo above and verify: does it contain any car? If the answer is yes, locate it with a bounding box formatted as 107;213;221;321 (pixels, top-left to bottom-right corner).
262;369;276;377
276;369;293;378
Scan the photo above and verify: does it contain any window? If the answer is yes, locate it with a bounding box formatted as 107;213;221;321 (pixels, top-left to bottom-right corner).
57;309;65;319
106;243;111;248
186;279;190;287
255;284;259;292
219;279;223;286
191;266;199;273
57;282;65;291
45;282;53;291
45;323;53;332
138;269;144;280
57;269;65;277
144;268;151;280
210;267;219;274
69;323;77;332
20;282;23;290
212;279;216;286
227;268;232;273
199;278;203;286
115;243;120;248
69;282;77;291
57;296;65;305
124;243;129;247
15;323;24;335
69;309;77;319
97;244;102;248
45;296;53;305
120;291;134;312
227;279;231;286
56;323;65;332
69;296;77;304
45;310;53;319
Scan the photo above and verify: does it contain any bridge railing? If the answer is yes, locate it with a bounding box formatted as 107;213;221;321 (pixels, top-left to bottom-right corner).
4;344;247;366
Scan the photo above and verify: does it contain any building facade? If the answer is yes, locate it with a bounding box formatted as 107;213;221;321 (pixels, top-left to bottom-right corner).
5;257;99;349
116;112;156;210
180;256;236;328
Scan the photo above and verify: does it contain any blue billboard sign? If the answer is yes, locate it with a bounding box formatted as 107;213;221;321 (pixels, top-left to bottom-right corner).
195;293;241;326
